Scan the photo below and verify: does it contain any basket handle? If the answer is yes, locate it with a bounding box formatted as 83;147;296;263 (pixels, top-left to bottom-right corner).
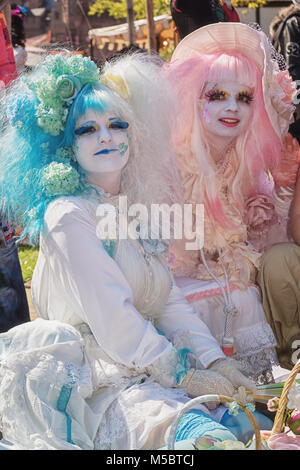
167;394;262;450
272;359;300;435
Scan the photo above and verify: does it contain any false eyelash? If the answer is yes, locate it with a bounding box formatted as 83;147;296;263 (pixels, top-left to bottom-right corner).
204;89;227;101
108;120;129;130
238;91;254;104
74;125;97;136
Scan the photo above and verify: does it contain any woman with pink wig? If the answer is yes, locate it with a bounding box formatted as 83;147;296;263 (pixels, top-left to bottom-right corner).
165;23;299;384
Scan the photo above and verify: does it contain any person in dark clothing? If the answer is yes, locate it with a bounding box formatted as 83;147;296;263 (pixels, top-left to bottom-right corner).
270;0;300;139
10;3;26;48
170;0;217;39
170;1;239;40
270;1;300;83
0;219;30;332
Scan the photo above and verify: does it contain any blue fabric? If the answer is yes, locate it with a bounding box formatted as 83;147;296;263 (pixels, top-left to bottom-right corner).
175;409;237;443
220;409;274;443
172;348;193;385
56;366;78;445
156;328;165;336
102;239;116;259
56;385;74;444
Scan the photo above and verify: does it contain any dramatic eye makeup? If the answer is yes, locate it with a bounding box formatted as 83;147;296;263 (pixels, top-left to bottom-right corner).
204;89;228;102
108;117;129;130
204;87;254;104
75;118;129;137
237;90;254;104
75;121;98;136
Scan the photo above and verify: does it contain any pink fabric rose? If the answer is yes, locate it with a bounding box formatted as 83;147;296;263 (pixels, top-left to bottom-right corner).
278;70;296;104
268;433;300;450
244;194;278;238
267;397;280;412
287;411;300;435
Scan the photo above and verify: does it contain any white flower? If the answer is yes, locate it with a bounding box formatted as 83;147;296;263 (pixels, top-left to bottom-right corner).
213;440;246;450
288;383;300;410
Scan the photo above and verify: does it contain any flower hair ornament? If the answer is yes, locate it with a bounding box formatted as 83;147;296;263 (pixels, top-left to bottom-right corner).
171;22;296;139
27;53;101;136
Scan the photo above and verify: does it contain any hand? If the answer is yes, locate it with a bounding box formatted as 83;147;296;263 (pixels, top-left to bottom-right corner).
180;368;234;400
272;133;300;187
209;358;257;392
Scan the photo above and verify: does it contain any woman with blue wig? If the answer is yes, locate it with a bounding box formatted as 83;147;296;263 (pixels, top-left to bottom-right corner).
0;51;271;450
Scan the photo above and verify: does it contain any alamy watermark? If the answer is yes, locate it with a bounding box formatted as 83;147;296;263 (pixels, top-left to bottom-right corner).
95;196;204;250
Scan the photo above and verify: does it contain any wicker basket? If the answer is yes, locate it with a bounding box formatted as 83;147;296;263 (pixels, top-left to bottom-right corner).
272;359;300;435
167;393;262;450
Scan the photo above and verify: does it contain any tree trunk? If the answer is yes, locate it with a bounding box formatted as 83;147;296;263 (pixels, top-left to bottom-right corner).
145;0;156;53
126;0;135;46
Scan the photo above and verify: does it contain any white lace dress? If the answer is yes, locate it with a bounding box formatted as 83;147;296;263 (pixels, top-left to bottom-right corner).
0;196;228;450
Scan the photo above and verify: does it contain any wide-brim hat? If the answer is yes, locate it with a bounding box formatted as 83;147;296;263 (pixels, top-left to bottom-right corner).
171;22;295;139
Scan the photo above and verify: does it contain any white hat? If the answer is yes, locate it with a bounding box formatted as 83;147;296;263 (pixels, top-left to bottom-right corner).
171;22;296;138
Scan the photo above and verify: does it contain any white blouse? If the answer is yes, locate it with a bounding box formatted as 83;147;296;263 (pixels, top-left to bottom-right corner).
31;196;225;376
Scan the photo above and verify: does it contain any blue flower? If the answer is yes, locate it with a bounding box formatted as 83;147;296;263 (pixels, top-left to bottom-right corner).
226;401;240;416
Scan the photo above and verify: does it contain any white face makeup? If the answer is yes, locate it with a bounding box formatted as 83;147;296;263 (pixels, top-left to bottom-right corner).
74;110;130;181
201;80;254;145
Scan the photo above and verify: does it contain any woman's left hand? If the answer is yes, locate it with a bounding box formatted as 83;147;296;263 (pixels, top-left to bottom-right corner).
209;358;257;392
272;133;300;187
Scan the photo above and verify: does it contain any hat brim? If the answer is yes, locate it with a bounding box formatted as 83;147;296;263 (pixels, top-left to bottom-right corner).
172;22;267;70
171;22;294;139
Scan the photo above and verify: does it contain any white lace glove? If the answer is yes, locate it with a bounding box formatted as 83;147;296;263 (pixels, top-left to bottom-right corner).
209;358;257;392
179;368;234;398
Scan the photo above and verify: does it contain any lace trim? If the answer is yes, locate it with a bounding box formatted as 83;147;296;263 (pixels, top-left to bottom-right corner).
94;382;187;450
0;349;92;449
234;348;278;381
145;347;178;388
233;322;277;357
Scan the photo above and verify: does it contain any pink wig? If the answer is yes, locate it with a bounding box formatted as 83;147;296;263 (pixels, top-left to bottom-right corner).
164;53;282;229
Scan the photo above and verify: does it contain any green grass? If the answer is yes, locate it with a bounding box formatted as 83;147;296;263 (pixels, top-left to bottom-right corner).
18;245;39;283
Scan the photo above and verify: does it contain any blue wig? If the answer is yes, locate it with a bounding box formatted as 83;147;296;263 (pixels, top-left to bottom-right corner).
0;56;129;245
62;83;128;148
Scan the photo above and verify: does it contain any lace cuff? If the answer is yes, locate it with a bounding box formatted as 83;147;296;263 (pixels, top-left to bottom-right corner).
145;346;191;388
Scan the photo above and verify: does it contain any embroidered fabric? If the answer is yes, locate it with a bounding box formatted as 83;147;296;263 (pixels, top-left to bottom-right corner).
234;350;277;384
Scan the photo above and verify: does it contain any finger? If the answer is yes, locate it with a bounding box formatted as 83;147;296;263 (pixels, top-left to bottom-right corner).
234;373;257;392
